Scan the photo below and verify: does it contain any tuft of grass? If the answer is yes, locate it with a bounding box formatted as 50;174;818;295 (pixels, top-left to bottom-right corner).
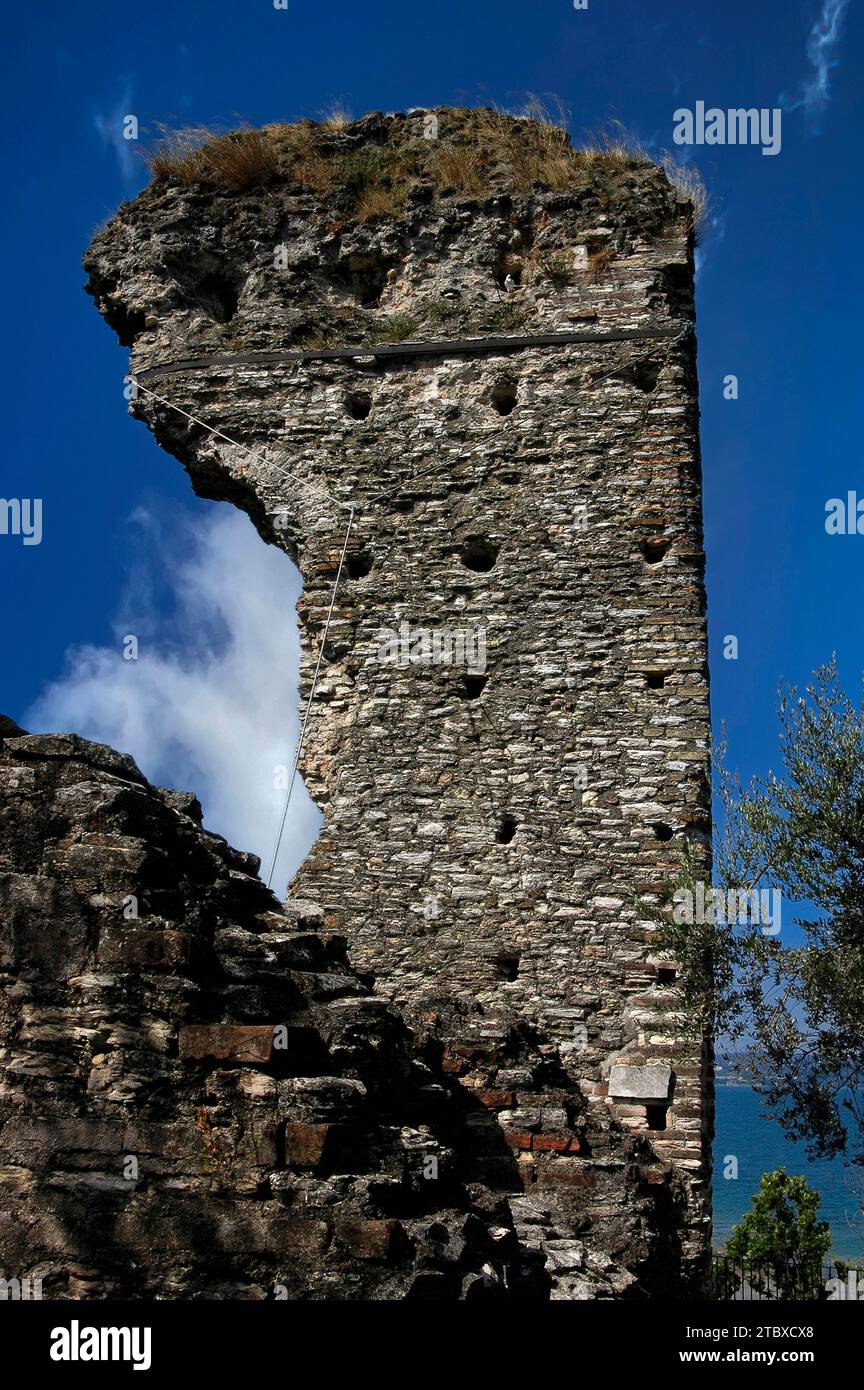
337;146;390;191
318;100;353;130
146;125;281;189
426;296;462;325
142;105;695;238
365;312;420;344
355;184;408;222
539;251;575;286
472;301;528;334
464;101;580;190
661;156;709;243
274;121;337;193
587;244;616;278
295;151;337;194
334;144;419;221
459;99;651;190
429;145;488;194
295;329;337;349
578;119;652;169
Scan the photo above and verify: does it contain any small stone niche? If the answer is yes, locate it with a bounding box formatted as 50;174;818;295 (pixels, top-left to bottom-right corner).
492;952;520;982
496;816;517;845
491;382;518;416
496;247;524;289
459;674;487;700
645;1105;668;1132
459;539;499;572
329;254;393;308
196;271;242;324
640;535;671;564
626;360;660;393
344;390;372;420
346;550;373;580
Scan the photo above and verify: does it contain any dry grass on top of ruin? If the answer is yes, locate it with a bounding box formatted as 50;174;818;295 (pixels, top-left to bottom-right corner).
143;104;707;238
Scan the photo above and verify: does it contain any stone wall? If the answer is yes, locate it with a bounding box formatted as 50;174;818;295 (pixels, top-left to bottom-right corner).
1;109;713;1297
0;719;697;1298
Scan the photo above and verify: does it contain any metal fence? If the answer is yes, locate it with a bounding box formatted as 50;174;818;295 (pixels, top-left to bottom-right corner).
712;1256;861;1301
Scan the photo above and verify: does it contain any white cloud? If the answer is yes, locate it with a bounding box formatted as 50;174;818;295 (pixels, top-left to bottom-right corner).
785;0;851;115
93;79;140;186
26;505;321;899
694;211;726;281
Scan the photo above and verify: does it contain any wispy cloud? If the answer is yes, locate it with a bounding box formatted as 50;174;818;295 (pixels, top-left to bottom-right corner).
92;78;141;186
784;0;851;116
693;208;727;281
26;506;320;898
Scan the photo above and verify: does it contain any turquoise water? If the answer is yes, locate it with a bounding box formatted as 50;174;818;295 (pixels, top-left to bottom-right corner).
713;1084;864;1261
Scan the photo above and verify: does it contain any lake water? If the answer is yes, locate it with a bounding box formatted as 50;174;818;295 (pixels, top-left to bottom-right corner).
713;1083;864;1261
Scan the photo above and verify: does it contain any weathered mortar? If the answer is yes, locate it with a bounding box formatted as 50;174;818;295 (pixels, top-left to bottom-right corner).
79;108;713;1290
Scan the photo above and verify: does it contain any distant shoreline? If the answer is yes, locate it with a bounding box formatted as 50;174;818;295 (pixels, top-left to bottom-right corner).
712;1081;864;1264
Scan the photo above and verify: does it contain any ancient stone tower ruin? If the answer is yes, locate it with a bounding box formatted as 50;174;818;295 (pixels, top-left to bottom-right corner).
1;109;712;1299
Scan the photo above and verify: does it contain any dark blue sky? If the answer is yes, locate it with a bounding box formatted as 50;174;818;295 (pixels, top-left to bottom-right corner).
1;0;861;914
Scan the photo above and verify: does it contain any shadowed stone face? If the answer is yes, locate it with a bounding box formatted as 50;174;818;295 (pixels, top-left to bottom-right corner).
0;723;547;1298
0;109;714;1296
